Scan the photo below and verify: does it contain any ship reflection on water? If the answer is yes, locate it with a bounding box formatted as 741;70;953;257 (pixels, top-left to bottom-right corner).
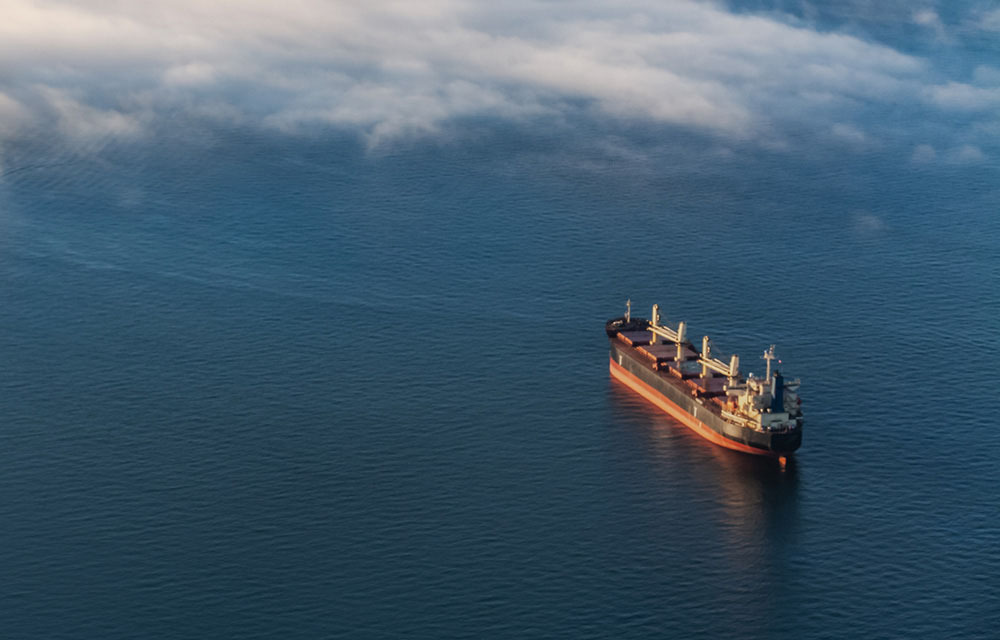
607;379;801;567
703;445;801;565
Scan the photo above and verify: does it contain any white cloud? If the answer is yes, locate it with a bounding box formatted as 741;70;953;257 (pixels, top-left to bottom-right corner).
38;88;143;142
978;8;1000;32
972;65;1000;86
0;0;984;151
854;212;886;233
0;91;32;137
913;9;939;26
831;123;868;145
163;63;217;87
947;144;986;164
912;9;950;42
927;82;1000;112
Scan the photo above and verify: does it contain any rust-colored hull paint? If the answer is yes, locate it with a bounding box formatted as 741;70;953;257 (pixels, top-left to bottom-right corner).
609;356;780;458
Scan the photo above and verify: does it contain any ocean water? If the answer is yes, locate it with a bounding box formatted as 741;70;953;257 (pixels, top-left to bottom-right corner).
2;10;1000;639
2;121;997;638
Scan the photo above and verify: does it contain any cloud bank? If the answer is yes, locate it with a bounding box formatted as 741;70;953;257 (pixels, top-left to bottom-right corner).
0;0;995;156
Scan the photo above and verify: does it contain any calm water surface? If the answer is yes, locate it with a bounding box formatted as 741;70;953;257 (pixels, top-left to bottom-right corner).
0;113;998;638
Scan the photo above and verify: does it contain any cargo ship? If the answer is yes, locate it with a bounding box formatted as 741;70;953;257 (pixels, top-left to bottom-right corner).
607;300;802;457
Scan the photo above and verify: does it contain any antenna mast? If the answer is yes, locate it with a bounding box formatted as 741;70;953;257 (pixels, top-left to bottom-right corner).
763;345;777;379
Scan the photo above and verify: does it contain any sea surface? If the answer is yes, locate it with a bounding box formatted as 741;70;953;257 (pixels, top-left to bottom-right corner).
2;10;1000;639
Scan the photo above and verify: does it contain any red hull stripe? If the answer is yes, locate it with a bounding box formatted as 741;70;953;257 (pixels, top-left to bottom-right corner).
609;357;777;457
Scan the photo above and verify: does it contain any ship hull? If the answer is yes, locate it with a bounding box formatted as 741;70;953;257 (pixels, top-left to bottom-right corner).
609;341;801;457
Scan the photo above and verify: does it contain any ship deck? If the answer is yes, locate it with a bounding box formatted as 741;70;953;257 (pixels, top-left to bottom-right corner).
613;332;737;416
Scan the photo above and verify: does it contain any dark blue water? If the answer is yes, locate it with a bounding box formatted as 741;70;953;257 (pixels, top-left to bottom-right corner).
2;120;997;638
3;6;1000;632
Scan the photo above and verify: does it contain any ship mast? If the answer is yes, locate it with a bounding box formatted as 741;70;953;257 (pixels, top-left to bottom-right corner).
763;345;777;379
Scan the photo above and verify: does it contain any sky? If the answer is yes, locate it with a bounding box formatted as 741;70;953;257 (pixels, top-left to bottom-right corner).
0;0;998;163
